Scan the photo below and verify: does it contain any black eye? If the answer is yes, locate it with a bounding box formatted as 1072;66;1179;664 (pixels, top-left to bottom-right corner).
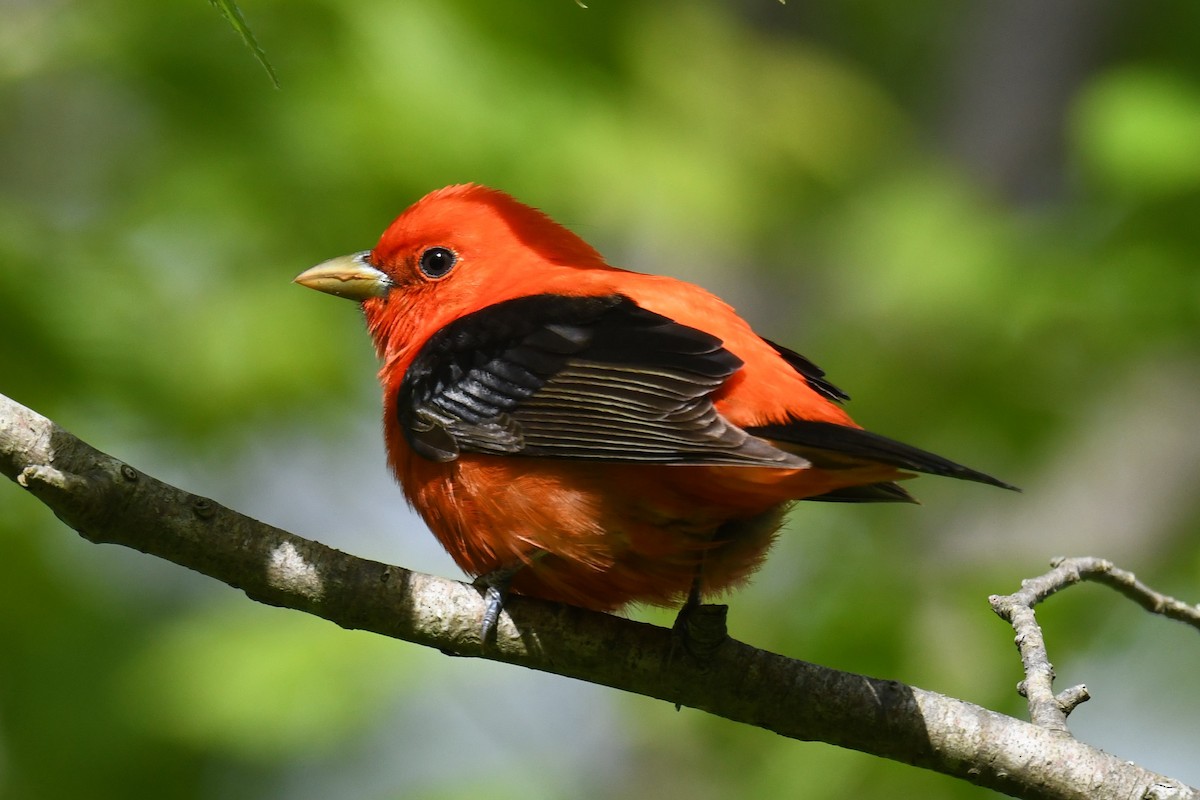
418;247;457;278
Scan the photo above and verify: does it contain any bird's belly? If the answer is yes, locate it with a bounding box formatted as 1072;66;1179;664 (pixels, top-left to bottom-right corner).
400;455;793;611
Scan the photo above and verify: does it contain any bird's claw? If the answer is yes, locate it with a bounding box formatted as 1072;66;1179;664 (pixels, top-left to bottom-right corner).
670;601;730;668
473;565;520;645
480;582;507;643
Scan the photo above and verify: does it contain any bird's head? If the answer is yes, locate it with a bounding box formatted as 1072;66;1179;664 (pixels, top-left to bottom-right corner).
295;184;610;362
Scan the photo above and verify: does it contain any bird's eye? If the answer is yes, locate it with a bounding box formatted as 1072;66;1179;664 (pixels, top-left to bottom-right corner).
418;247;457;279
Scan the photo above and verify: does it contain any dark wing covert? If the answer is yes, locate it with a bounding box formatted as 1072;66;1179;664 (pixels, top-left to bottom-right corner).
398;293;806;469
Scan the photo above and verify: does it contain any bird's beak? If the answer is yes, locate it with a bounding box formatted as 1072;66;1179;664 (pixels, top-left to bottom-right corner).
293;252;391;301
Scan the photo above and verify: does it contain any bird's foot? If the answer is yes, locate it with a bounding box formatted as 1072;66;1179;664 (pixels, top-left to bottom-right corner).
670;598;729;668
472;564;523;645
471;551;547;645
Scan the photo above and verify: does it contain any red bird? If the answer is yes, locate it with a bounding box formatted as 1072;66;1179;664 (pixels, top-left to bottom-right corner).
296;184;1013;633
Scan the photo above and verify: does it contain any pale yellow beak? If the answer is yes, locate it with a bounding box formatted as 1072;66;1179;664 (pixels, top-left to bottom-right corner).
293;252;391;301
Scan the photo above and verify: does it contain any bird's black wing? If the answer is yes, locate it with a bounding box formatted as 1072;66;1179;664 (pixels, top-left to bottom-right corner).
397;293;806;468
762;338;850;403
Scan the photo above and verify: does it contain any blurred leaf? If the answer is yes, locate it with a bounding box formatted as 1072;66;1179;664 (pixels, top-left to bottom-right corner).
120;603;410;759
1072;67;1200;198
208;0;280;87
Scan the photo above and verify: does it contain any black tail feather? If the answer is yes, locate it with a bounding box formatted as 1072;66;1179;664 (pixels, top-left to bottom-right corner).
804;481;919;503
747;419;1019;492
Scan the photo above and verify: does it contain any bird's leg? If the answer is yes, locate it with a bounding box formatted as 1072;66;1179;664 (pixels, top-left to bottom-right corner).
670;570;729;666
473;564;520;644
472;550;546;644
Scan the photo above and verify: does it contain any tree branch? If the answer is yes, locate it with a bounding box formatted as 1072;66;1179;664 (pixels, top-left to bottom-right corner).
990;556;1200;731
1;391;1195;800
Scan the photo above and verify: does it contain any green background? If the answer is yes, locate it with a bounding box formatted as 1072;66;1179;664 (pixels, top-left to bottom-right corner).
2;1;1199;797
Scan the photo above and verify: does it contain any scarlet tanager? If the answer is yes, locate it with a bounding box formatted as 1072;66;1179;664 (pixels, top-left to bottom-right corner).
295;184;1014;634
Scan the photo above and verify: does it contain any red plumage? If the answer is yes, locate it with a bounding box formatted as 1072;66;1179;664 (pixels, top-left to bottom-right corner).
296;184;1012;614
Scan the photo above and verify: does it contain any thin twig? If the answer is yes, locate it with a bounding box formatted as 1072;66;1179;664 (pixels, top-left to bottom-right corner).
1050;556;1200;631
990;556;1200;730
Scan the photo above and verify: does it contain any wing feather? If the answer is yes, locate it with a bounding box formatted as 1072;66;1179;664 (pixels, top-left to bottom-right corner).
398;294;807;469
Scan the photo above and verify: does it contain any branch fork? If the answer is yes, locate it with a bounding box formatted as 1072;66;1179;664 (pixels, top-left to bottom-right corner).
990;556;1200;731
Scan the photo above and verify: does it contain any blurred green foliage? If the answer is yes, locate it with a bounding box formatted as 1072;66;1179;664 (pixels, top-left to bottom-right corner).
2;1;1199;798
